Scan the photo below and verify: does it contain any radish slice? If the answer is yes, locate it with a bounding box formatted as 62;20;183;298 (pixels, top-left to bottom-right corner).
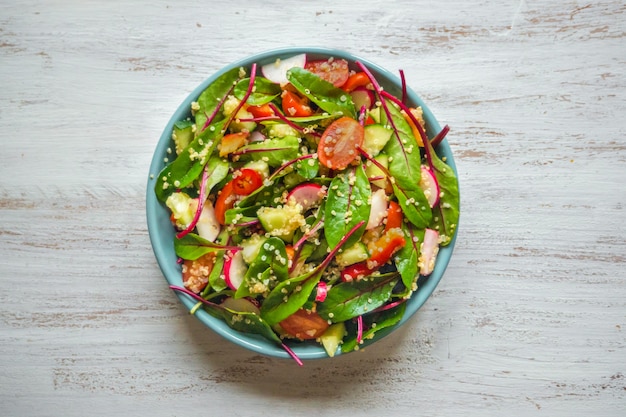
350;87;374;111
196;200;221;242
418;166;440;208
419;228;439;276
221;297;260;315
248;131;266;143
224;250;247;290
261;54;307;85
287;183;325;212
315;281;328;302
366;188;388;230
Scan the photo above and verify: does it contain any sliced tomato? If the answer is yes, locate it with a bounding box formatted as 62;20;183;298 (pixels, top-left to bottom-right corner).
182;252;215;293
341;72;370;92
279;308;329;340
214;181;237;225
305;58;350;87
367;227;406;269
317;116;364;170
232;168;263;196
384;200;403;232
281;90;313;117
219;132;248;157
247;103;274;118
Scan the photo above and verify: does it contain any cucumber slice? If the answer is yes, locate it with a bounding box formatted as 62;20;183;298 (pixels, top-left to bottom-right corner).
336;242;369;267
172;120;194;155
257;204;305;241
320;322;346;357
364;153;389;189
362;124;393;157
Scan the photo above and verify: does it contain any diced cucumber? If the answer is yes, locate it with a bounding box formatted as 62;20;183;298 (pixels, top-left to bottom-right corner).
335;242;369;267
172;120;194;155
364;153;389;189
268;123;300;138
362;124;393;157
239;233;268;264
257;204;305;241
368;106;382;124
320;322;346;357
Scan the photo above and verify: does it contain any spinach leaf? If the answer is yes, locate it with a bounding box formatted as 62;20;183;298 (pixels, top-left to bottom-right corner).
341;302;406;353
207;254;227;292
324;165;371;250
380;98;432;228
394;224;425;290
194;67;242;129
154;119;226;202
316;272;400;322
233;136;300;167
234;77;281;106
174;233;235;260
260;268;323;326
287;68;356;119
427;142;460;246
235;237;289;299
205;305;281;344
295;156;319;180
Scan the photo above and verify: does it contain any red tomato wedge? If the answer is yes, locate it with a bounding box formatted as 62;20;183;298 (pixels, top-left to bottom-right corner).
232;168;263;196
247;103;274;118
341;72;370;92
281;91;313;117
317;117;364;170
279;309;329;340
384;200;403;232
305;58;350;87
214;181;237;225
219;132;248;157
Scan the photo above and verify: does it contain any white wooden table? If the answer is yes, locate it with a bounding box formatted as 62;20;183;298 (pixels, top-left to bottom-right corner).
1;1;625;415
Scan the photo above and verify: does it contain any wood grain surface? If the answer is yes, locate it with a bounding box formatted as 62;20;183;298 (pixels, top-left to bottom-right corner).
1;1;624;416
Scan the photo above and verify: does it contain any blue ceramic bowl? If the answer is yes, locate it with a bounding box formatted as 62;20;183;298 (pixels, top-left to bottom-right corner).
146;47;459;361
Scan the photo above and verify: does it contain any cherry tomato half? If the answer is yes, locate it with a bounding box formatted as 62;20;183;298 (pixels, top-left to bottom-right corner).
317;116;364;170
305;58;350;87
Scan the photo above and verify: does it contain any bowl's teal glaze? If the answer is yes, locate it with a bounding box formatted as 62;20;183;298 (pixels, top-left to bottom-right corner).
146;47;459;360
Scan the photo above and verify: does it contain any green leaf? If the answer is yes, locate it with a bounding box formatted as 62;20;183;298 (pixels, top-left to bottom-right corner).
154;119;226;202
316;272;400;322
206;305;281;344
260;269;323;326
174;233;234;260
195;67;242;129
379;99;433;228
234;77;281;106
233;135;300;167
341;302;406;353
287;67;356;119
427;142;460;246
394;224;424;290
324;165;371;249
235;237;289;298
391;181;432;229
295;156;319;180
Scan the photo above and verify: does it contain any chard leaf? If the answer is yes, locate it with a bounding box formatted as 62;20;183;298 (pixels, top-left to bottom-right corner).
195;67;242;129
394;224;425;290
234;77;281;106
174;233;236;260
324;165;371;250
295;156;319;180
287;67;356;119
233;136;300;167
235;237;289;299
379;98;432;227
205;305;281;344
260;269;323;326
427;142;460;246
391;181;432;229
341;302;406;353
316;272;400;322
155;119;226;202
207;254;227;292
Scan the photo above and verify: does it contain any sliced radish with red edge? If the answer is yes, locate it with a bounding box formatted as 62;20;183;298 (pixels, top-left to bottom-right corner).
287;183;326;212
224;250;247;290
196;200;221;242
350;87;374;111
366;188;388;230
419;165;440;208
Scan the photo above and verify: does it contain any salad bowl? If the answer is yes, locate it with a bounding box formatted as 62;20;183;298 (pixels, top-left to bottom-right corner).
146;47;459;362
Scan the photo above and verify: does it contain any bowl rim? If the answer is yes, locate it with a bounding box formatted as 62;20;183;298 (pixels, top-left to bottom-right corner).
146;46;459;360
